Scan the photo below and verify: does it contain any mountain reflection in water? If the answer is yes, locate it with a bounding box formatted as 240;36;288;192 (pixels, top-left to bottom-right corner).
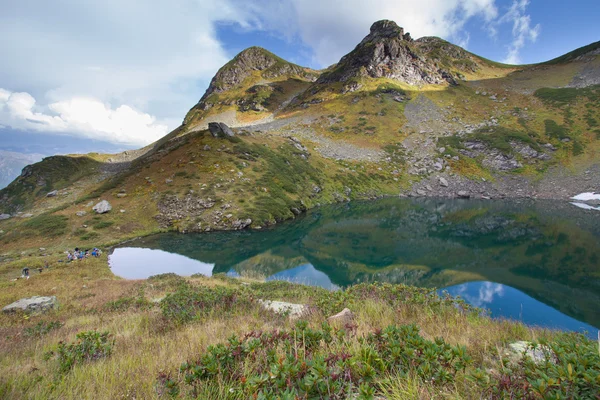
109;198;600;335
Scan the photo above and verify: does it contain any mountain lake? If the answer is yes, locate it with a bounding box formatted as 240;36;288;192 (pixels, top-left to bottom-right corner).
109;198;600;337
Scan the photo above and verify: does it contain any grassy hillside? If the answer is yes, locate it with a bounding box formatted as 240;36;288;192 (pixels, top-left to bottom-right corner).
0;253;598;399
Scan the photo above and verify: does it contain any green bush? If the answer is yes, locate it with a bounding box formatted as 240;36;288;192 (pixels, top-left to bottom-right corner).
22;214;68;238
92;220;114;229
471;333;600;398
45;331;114;374
544;119;569;140
23;321;63;338
160;286;251;325
172;322;471;399
104;296;151;312
79;231;100;241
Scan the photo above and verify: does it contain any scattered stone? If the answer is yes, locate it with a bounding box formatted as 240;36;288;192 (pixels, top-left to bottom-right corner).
457;191;470;198
116;193;127;198
20;213;33;218
416;189;426;196
0;214;10;220
165;179;173;184
439;177;449;187
39;248;46;251
92;200;112;214
86;201;94;207
120;209;126;213
231;219;252;230
76;211;87;217
203;145;211;151
327;308;355;325
258;299;308;319
46;190;58;197
508;341;555;364
2;296;58;314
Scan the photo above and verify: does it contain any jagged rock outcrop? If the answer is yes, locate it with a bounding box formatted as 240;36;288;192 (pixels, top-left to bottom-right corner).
317;20;458;86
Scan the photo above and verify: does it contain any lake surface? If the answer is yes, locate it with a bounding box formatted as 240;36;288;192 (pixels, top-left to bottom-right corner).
109;198;600;336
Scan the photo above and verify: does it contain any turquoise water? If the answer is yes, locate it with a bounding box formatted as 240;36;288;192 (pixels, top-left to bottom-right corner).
109;198;600;336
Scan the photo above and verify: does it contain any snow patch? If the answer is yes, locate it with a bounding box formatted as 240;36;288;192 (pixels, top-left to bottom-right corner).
571;192;600;201
570;202;600;211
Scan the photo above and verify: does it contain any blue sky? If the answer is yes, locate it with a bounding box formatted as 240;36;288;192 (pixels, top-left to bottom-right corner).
0;0;597;154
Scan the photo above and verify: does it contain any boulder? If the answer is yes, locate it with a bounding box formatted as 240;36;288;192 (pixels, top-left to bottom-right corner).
258;299;308;319
93;200;112;214
0;214;10;220
231;219;252;230
208;122;235;138
3;296;57;314
327;308;355;325
457;191;470;198
439;177;449;187
46;190;58;197
508;341;554;365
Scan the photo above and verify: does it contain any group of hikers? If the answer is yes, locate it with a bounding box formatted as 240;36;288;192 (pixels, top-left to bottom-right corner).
66;247;102;262
20;247;102;279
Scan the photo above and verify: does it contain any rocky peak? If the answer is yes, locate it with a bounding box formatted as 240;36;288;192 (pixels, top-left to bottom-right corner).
317;19;456;87
359;20;411;44
195;47;317;109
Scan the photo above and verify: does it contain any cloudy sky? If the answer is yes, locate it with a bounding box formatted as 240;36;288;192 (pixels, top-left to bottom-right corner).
0;0;598;152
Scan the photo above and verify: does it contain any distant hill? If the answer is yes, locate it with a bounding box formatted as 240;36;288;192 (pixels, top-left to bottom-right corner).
0;151;43;190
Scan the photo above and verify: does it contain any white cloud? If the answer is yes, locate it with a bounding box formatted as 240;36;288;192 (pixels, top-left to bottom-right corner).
499;0;541;64
0;0;251;139
0;89;168;146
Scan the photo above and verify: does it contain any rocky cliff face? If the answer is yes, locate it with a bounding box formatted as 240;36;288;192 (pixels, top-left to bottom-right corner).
317;20;459;86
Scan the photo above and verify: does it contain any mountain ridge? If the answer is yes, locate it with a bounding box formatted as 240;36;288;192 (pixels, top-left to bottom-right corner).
0;19;599;252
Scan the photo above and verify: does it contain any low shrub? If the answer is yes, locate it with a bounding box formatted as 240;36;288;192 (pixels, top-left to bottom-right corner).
471;333;600;398
45;331;114;374
23;321;63;338
21;214;68;238
159;286;251;325
171;322;471;399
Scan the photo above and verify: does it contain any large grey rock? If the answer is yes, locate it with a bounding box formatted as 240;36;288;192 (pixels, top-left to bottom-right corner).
327;308;355;325
46;190;58;197
208;122;235;138
258;299;308;319
0;214;10;220
439;177;449;187
457;191;470;198
3;296;57;314
508;341;554;364
93;200;112;214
